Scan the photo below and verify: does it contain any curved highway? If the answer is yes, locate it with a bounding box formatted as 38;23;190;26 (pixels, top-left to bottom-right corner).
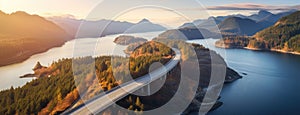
64;48;181;115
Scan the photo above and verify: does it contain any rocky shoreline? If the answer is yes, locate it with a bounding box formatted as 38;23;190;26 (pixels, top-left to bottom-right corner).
224;67;243;83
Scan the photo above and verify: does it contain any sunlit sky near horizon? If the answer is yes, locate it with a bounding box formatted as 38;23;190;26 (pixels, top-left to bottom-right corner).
1;0;300;27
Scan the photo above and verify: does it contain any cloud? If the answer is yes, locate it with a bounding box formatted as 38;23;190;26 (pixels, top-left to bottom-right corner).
207;3;300;10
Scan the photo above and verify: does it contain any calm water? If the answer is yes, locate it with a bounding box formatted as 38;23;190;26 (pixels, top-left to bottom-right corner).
189;39;300;115
1;32;300;114
0;31;161;90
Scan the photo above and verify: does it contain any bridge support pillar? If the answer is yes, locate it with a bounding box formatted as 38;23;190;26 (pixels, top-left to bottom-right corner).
147;84;150;95
160;74;167;80
141;86;144;93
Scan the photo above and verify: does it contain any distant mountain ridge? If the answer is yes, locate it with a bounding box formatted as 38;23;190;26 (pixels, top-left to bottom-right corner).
157;28;220;40
179;10;297;36
248;10;297;23
179;17;222;29
47;17;167;38
124;18;167;33
0;11;71;66
218;17;272;36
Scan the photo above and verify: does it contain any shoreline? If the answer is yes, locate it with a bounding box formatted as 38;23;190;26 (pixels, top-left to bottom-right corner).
244;47;300;55
215;43;300;56
0;41;67;67
19;73;36;78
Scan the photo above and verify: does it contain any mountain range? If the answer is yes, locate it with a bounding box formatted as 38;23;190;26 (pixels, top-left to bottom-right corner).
180;10;297;36
47;17;166;38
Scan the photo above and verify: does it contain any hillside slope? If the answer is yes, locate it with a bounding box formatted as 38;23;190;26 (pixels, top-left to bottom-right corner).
218;17;271;36
0;11;71;66
253;11;300;52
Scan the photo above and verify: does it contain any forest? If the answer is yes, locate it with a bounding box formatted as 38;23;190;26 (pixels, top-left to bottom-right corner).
0;41;173;114
251;11;300;51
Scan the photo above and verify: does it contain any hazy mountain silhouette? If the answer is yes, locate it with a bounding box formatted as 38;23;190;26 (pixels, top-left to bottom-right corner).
124;18;166;33
48;17;166;38
248;10;296;23
179;17;222;33
157;28;220;40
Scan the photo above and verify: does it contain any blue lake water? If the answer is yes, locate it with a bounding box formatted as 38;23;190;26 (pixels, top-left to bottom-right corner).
189;39;300;115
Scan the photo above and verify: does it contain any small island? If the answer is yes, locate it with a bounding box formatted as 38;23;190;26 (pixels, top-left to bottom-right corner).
113;35;147;45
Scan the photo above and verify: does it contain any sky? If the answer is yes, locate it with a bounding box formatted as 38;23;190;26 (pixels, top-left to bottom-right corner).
1;0;300;27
